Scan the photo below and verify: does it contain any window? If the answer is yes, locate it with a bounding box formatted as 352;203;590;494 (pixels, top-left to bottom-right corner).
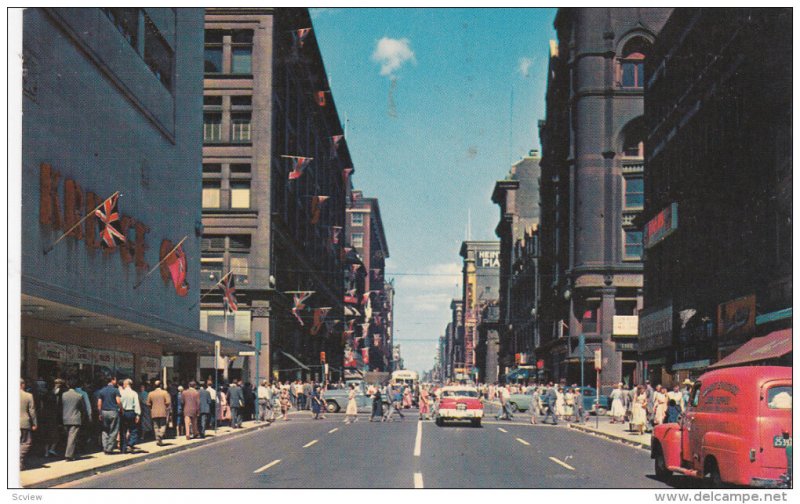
228;234;251;250
230;181;250;209
351;213;364;226
231;113;251;142
102;8;140;48
202;181;221;208
201;310;249;341
231;30;253;74
624;230;643;260
767;386;792;410
202;163;222;174
582;306;599;333
230;256;249;284
618;38;650;89
230;163;251;174
200;256;223;284
204;96;222;107
352;232;364;248
143;14;173;90
204;30;223;73
203;113;222;142
624;176;644;208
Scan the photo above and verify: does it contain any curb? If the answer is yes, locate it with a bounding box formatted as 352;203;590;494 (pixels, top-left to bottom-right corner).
24;421;276;489
568;423;651;451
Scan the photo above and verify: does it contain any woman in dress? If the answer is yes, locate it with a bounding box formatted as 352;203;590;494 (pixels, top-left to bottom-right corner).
311;385;323;420
652;385;668;426
555;386;566;420
609;383;626;423
402;387;413;409
630;385;648;435
418;386;430;420
279;387;291;420
344;383;358;424
218;385;231;427
564;388;575;420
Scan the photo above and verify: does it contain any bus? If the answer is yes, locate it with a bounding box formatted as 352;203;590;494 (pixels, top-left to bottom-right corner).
391;370;420;405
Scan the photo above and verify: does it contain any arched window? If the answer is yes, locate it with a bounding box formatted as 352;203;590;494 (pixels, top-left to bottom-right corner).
618;38;651;89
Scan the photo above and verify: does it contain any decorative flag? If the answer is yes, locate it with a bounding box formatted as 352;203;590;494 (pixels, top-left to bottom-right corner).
361;290;377;306
370;268;381;279
360;322;370;335
330;226;342;245
330;135;343;158
222;274;238;313
315;91;327;107
310;195;330;225
361;347;369;365
374;314;382;327
285;156;313;180
310;307;331;336
364;296;373;321
343;347;357;368
165;245;189;297
291;291;314;325
95;193;126;249
293;27;312;50
342;167;353;185
344;288;357;305
351;264;361;275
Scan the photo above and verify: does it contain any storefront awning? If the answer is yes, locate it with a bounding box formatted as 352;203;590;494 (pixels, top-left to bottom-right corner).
708;329;792;369
280;351;310;370
756;308;792;326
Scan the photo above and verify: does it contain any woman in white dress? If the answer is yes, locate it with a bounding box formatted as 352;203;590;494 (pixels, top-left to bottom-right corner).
609;383;627;423
630;385;648;434
564;388;575;420
344;383;358;424
555;386;566;419
652;385;668;426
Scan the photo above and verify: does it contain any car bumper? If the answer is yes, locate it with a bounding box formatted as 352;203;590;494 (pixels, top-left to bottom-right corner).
751;476;791;489
438;409;483;419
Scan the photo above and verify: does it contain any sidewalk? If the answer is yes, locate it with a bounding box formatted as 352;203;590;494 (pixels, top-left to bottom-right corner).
568;416;652;449
19;413;311;489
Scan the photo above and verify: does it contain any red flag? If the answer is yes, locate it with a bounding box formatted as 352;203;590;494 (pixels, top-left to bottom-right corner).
344;347;357;368
293;27;312;50
315;91;327;107
361;347;369;365
361;290;376;306
330;226;342;245
95;193;126;249
165;245;189;297
342;167;353;185
330;134;343;157
310;307;331;336
344;288;358;305
285;156;312;180
222;274;238;313
310;195;329;225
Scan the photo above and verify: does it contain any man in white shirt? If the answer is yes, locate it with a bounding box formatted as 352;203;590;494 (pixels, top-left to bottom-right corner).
205;380;217;427
257;380;274;423
495;385;513;420
119;379;142;453
666;385;684;412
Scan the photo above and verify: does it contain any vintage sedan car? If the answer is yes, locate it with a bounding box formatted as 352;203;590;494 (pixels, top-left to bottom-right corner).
435;385;484;427
506;386;608;415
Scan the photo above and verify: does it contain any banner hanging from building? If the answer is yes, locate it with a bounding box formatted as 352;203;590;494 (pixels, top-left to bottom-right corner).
66;344;92;365
37;340;67;361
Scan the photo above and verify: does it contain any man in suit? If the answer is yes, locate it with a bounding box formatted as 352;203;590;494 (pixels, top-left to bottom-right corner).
198;382;212;438
20;379;37;469
228;380;244;428
181;381;200;439
146;380;171;446
543;382;559;425
60;379;89;461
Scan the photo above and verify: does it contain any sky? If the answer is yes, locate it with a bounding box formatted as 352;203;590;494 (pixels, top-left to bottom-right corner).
311;8;557;375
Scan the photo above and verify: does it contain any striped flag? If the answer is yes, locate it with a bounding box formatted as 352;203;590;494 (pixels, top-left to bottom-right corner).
95;193;126;249
291;291;314;325
222;274;238;313
285;156;313;180
293;27;312;50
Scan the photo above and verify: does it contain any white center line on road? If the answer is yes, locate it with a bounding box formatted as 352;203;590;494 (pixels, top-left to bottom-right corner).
253;459;281;473
414;420;422;457
303;439;318;448
498;427;508;433
328;428;338;434
515;438;531;446
548;456;576;471
414;472;424;489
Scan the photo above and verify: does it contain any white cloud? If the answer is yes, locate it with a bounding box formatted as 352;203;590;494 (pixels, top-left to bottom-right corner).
518;56;535;77
372;37;416;77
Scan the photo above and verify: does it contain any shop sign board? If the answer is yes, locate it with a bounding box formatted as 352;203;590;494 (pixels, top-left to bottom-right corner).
115;351;134;377
612;316;639;337
67;345;92;365
644;202;678;249
717;295;756;345
140;355;161;376
37;340;67;361
639;305;674;352
93;348;115;376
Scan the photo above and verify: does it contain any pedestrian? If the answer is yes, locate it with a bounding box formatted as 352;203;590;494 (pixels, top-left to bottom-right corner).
257;380;273;423
311;385;323;419
344;383;358;424
138;383;152;442
96;376;121;454
681;379;693;409
665;399;681;424
303;381;313;410
609;383;626;424
555;386;566;420
198;382;212;438
297;380;307;411
174;385;184;437
228;380;244;428
573;387;585;423
652;385;668;426
60;379;88;461
564;388;575;420
182;381;201;439
290;381;298;409
384;387;405;422
402;386;413;409
218;384;231;426
645;380;655;427
370;387;383;422
119;379;142;453
630;385;648;435
146;380;171;446
529;387;538;425
279;387;291;420
20;378;38;469
206;380;217;428
543;383;558;425
418;386;430;420
40;378;63;458
667;385;684;412
243;382;254;421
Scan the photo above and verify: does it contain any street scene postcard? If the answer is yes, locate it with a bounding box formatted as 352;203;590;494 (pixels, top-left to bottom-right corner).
8;5;795;499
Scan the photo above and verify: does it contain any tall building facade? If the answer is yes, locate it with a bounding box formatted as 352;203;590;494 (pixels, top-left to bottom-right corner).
537;8;672;388
345;190;392;372
22;8;251;385
492;151;542;377
459;241;500;380
640;8;792;385
448;299;464;379
200;8;349;383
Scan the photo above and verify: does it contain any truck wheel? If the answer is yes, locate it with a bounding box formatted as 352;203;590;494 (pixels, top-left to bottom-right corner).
704;459;724;488
326;401;340;414
654;446;671;482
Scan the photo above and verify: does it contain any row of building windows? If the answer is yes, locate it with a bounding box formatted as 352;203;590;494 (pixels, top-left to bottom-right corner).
204;29;253;75
101;8;174;90
203;95;253;144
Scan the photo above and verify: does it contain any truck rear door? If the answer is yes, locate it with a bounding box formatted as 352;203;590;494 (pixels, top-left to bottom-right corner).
759;380;792;470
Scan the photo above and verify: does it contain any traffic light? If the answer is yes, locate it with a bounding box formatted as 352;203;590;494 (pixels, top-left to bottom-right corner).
320;351;326;363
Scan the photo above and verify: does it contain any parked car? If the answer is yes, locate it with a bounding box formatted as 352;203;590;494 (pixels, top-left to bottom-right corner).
324;382;389;413
506;386;608;415
435;385;484;427
651;365;791;488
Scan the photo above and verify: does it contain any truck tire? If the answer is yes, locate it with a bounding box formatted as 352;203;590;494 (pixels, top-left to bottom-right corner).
653;445;671;482
704;458;725;488
326;401;340;413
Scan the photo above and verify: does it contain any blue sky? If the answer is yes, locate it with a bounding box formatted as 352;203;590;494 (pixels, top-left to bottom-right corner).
312;8;557;375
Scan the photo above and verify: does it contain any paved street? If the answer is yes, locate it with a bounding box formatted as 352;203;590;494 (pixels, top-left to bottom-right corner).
65;409;669;489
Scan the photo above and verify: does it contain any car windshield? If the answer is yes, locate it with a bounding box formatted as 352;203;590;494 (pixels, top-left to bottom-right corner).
767;386;792;410
442;390;479;398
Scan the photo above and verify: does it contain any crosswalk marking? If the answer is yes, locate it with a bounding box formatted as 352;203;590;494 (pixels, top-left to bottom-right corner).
548;456;575;471
414;472;424;488
303;439;318;448
253;459;281;473
515;438;530;446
